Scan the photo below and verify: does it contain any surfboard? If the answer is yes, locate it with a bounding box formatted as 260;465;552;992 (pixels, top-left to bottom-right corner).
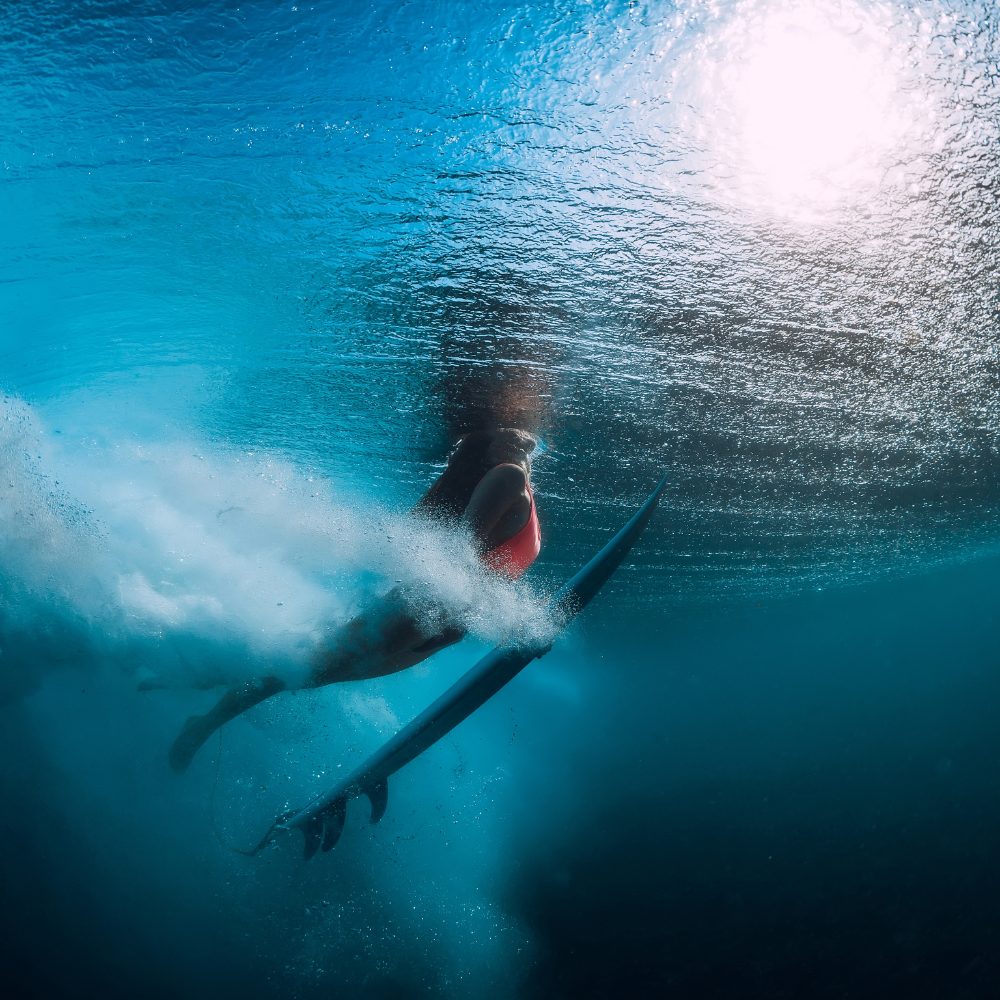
247;475;667;859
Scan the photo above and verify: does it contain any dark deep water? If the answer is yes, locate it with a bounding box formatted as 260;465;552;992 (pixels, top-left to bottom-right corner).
4;555;1000;998
513;559;1000;999
2;1;1000;997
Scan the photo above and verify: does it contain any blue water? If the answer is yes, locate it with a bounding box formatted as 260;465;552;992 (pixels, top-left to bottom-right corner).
2;1;999;996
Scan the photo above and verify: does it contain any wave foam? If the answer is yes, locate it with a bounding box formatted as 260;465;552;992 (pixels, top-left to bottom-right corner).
0;395;554;702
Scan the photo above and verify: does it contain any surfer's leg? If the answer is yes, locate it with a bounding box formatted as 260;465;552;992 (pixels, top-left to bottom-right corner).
169;675;285;773
169;589;465;771
308;587;465;685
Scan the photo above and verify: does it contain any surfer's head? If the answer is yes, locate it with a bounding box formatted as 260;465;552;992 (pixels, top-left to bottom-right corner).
444;427;536;474
417;427;538;520
483;427;537;474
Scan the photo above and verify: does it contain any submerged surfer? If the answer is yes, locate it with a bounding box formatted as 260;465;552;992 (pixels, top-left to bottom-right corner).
168;427;541;772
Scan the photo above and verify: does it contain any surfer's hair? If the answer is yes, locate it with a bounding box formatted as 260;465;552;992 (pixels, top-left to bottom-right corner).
417;427;537;520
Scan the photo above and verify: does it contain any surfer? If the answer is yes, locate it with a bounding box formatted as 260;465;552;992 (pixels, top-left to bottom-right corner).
253;473;665;858
168;427;541;772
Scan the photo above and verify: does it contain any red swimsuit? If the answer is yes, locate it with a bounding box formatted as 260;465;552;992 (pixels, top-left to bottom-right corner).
482;485;541;580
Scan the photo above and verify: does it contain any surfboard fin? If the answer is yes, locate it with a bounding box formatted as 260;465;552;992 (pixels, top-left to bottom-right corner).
366;779;388;824
320;797;347;852
302;814;324;860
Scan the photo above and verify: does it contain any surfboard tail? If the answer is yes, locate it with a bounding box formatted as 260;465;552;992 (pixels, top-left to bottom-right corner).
296;795;349;858
244;778;388;858
235;806;298;857
306;778;387;855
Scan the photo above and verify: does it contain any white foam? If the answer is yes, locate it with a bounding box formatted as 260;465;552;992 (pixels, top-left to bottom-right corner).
0;395;555;700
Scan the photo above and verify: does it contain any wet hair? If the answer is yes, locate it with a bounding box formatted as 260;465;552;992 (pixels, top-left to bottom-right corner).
416;427;537;520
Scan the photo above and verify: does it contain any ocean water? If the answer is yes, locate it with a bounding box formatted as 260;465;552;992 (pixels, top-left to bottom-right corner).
2;1;999;997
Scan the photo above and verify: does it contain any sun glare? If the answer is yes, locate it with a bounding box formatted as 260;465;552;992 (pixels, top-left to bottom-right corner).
715;2;901;220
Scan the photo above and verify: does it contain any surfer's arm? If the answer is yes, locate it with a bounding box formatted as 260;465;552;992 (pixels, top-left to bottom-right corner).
460;462;528;544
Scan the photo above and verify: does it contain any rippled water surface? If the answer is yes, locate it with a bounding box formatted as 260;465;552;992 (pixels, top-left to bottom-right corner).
4;0;998;602
2;1;999;997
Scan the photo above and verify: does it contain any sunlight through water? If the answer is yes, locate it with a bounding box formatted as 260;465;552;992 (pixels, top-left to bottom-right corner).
699;0;917;221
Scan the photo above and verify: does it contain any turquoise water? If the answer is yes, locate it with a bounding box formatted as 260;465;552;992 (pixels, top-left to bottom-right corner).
2;1;999;996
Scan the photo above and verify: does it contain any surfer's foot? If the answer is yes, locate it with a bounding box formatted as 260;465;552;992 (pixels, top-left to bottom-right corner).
169;713;215;773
